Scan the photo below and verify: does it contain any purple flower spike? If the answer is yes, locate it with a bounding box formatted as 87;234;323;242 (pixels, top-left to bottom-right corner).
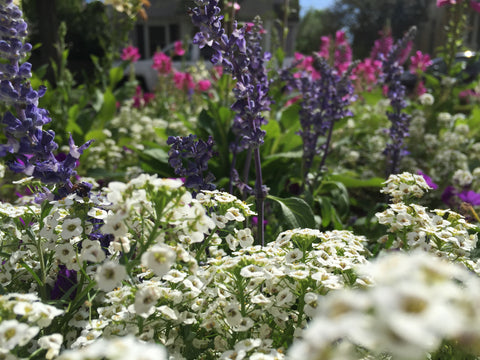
381;27;417;177
167;134;216;192
0;2;92;195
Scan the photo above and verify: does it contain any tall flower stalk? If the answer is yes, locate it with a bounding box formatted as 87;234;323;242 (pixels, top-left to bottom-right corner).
190;0;271;245
381;27;416;178
0;0;91;195
291;54;354;189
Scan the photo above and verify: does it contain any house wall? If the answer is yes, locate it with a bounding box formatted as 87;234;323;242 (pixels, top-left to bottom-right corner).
131;0;299;59
416;2;480;55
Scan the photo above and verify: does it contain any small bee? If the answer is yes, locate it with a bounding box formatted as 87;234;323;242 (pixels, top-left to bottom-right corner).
71;182;92;198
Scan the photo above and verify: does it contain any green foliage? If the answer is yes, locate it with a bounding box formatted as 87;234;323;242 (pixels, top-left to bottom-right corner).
267;195;316;229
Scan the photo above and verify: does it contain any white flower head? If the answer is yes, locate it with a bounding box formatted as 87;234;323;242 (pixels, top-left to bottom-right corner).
0;319;39;350
95;262;127;292
61;218;83;240
38;334;63;360
141;244;176;277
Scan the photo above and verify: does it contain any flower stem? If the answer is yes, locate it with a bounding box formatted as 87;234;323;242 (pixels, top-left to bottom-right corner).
253;147;265;246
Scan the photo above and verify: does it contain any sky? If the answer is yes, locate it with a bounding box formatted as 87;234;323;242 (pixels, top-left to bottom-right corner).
299;0;335;17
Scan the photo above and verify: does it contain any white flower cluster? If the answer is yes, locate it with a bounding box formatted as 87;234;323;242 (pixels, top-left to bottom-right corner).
380;172;433;203
288;250;480;360
58;335;167;360
68;227;368;359
0;293;63;357
376;173;478;271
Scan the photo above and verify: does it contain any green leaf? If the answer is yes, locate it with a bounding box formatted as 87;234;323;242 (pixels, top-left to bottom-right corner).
96;89;117;127
66;104;83;135
330;174;385;188
278;103;300;129
19;260;43;287
142;148;169;163
317;197;333;228
109;66;125;88
264;150;303;161
268;195;316;229
84;129;107;142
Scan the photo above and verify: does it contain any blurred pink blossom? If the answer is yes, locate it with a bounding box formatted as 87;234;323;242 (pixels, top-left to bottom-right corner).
196;79;212;92
174;41;185;56
173;72;195;91
409;50;432;72
226;1;240;11
352;58;382;91
436;0;458;6
317;30;352;74
471;1;480;12
293;52;320;79
121;45;140;62
133;86;155;108
152;52;172;74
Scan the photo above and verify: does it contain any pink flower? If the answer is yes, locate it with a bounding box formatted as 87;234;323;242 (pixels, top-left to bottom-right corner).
416;81;427;96
174;41;185;56
132;86;155;108
173;72;195;91
335;30;347;45
196;79;212;92
226;1;240;11
471;1;480;12
121;45;140;62
409;50;432;73
152;52;172;74
352;58;382;91
294;52;320;79
436;0;458;6
371;29;394;60
318;36;330;59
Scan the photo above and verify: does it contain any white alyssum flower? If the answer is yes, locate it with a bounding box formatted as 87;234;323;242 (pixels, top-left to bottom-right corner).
95;262;127;291
0;319;39;350
141;244;176;277
452;169;473;187
134;286;161;317
61;218;83;240
38;334;63;359
419;93;434;105
81;239;106;263
57;335;168;360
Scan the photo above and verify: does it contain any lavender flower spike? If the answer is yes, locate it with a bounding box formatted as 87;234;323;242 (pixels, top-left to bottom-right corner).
293;55;354;184
167;134;216;192
381;26;417;177
190;2;272;246
0;0;92;194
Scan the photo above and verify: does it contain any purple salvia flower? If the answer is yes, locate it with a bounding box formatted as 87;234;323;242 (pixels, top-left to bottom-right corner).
293;55;354;182
167;134;216;192
0;0;92;194
381;26;416;177
190;1;271;245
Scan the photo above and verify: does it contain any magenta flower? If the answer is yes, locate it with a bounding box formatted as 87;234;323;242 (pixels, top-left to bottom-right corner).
317;30;352;74
120;45;141;62
409;50;432;73
471;1;480;12
352;58;382;91
436;0;458;6
318;36;330;59
152;51;172;74
196;79;212;92
173;72;195;91
174;40;185;56
132;86;155;108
